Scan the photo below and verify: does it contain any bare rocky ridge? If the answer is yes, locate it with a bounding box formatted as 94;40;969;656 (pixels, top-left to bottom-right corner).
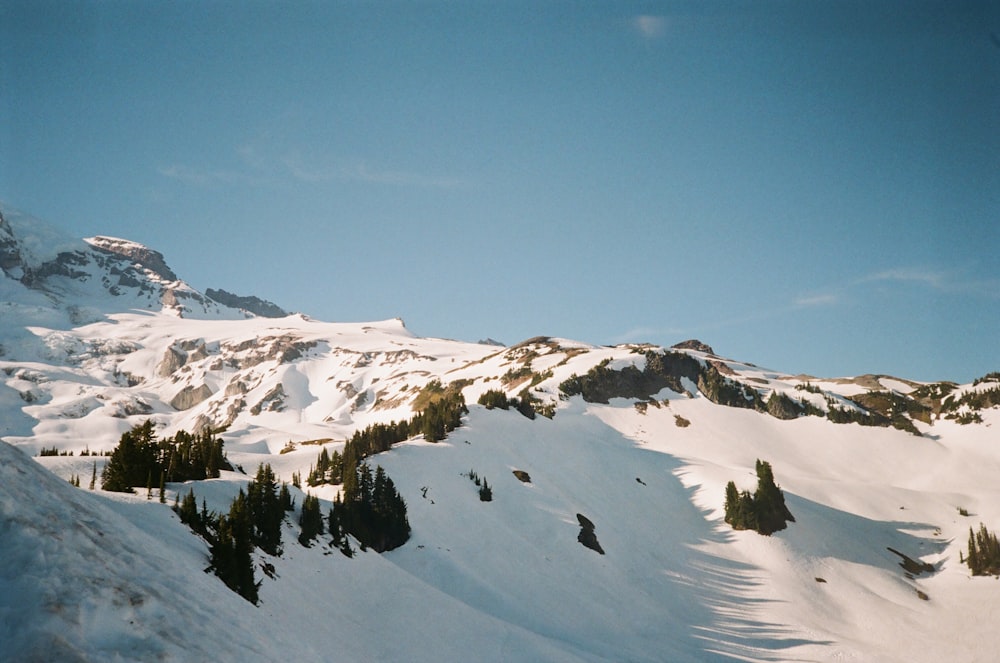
87;236;178;282
205;288;288;318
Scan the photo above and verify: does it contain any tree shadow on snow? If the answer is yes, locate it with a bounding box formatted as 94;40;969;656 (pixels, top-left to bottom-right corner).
627;446;834;661
778;493;948;573
645;467;948;661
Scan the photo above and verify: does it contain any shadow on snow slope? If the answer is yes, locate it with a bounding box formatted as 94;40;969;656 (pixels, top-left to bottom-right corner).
376;403;833;662
780;493;948;574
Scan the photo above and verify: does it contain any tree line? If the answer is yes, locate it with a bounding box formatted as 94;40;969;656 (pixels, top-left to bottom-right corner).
101;420;232;493
307;388;467;488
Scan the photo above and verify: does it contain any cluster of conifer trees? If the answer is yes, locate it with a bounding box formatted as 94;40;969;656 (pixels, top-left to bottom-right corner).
477;389;510;410
723;459;795;535
478;386;550;419
298;493;324;546
101;420;231;493
465;469;493;502
298;386;464;554
329;462;410;554
964;523;1000;576
174;463;293;603
307;390;467;488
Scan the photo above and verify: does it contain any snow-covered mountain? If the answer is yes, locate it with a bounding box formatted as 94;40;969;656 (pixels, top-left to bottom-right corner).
2;205;999;662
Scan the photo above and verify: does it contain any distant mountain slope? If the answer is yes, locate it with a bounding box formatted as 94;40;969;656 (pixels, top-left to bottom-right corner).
0;204;274;325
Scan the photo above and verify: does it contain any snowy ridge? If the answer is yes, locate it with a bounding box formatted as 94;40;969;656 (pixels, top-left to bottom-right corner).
2;207;1000;662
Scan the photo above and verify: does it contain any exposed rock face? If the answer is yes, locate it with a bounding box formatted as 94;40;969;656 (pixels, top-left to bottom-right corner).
0;210;91;290
559;351;701;404
576;513;605;555
205;288;288;318
157;346;187;377
87;236;178;282
111;397;153;418
219;335;317;370
0;211;19;272
671;339;715;355
170;384;214;410
225;379;249;397
250;384;286;415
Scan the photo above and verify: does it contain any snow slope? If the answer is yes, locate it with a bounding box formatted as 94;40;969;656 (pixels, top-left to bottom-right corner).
3;206;1000;662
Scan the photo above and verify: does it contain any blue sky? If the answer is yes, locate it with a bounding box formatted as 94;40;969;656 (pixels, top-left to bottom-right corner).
2;1;997;382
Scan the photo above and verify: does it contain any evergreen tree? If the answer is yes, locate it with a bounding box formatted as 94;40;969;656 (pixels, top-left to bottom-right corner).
298;493;324;546
101;422;153;492
247;463;283;556
723;481;740;525
968;527;981;575
175;488;203;535
722;459;794;535
752;460;795;535
89;461;97;490
479;477;493;502
334;462;410;553
101;421;232;492
477;389;510;410
279;482;293;511
159;471;166;504
210;489;258;604
966;523;1000;576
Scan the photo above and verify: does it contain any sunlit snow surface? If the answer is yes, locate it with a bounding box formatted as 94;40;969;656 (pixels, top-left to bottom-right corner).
2;207;1000;661
5;311;999;662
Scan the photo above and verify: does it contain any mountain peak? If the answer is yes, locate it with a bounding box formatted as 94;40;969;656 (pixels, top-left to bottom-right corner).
86;236;178;282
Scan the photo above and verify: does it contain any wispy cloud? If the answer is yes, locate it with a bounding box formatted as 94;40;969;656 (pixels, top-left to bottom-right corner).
632;15;667;39
161;135;467;190
860;268;947;289
349;164;466;188
613;265;996;348
282;154;466;188
857;267;999;298
157;164;252;187
786;266;999;313
610;325;687;344
793;293;839;308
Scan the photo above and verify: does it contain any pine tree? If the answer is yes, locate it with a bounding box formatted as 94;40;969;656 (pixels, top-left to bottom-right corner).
479;478;492;502
722;460;793;535
723;481;740;525
968;527;981;575
89;461;97;490
210;489;259;604
247;463;283;556
298;493;324;546
279;482;293;511
333;462;410;553
159;471;166;504
752;459;795;535
176;488;202;534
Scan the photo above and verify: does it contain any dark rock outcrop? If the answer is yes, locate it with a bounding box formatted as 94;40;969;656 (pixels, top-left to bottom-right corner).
88;236;178;282
671;339;715;355
576;513;605;555
205;288;288;318
559;351;701;404
170;384;214;410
